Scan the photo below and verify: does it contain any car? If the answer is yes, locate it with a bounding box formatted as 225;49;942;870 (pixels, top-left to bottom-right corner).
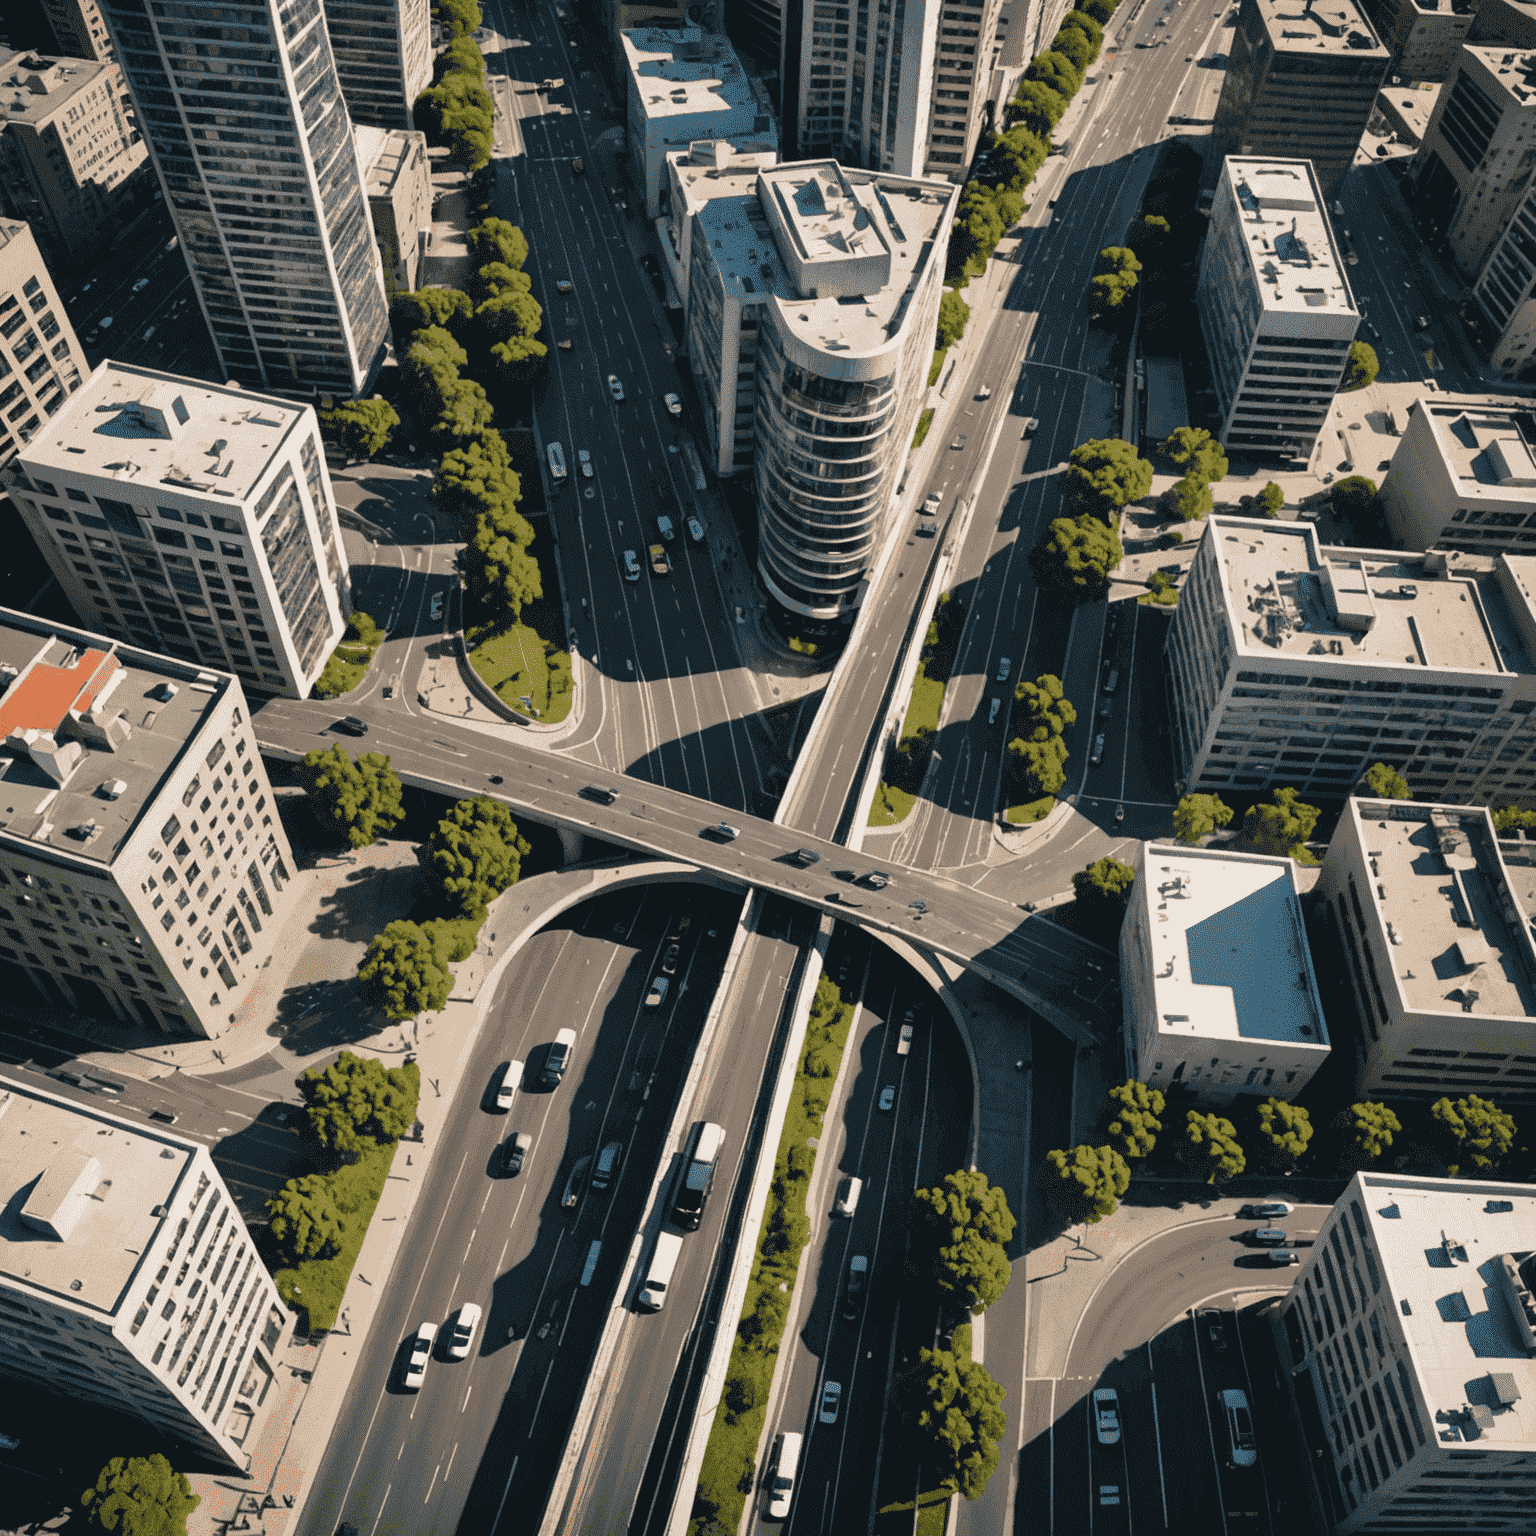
686;516;706;543
879;1084;896;1111
842;1255;868;1320
1098;698;1113;719
1220;1388;1258;1466
402;1322;436;1389
430;593;444;621
656;514;676;541
571;157;585;174
1200;1309;1229;1350
132;277;150;293
1022;416;1039;436
663;392;682;416
921;492;942;515
578;448;593;478
976;383;992;399
493;1059;522;1110
766;1431;802;1520
541;1027;577;1088
1115;804;1125;825
561;1154;592;1209
557;338;574;351
1093;1387;1121;1444
623;549;641;581
607;374;625;401
649;543;672;577
335;715;368;737
99;315;114;329
1185;52;1194;60
951;434;967;449
142;325;156;341
1250;1226;1288;1246
645;975;669;1008
503;1132;532;1174
819;1380;842;1424
708;821;741;840
996;657;1012;683
1090;733;1105;765
1265;1248;1299;1266
582;784;619;804
556;279;574;294
917;519;938;537
85;331;100;346
897;1022;913;1054
792;847;821;866
446;1303;481;1360
591;1139;624;1192
834;1176;861;1217
861;871;890;889
1242;1201;1294;1219
661;942;681;975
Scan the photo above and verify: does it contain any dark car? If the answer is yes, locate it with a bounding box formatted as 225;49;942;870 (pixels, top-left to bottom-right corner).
1200;1309;1228;1351
503;1132;531;1174
861;871;890;890
582;785;619;805
334;715;368;736
661;942;680;975
792;847;821;866
1250;1227;1289;1246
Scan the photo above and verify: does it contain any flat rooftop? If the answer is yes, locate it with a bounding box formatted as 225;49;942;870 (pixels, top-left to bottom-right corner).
669;140;778;211
1140;845;1328;1046
0;609;229;865
1465;44;1536;104
355;124;421;198
0;48;114;126
21;362;308;507
622;27;760;123
1409;394;1536;502
1355;1173;1536;1448
1223;159;1356;316
1253;0;1388;57
1206;517;1536;674
0;1073;194;1316
1351;800;1536;1020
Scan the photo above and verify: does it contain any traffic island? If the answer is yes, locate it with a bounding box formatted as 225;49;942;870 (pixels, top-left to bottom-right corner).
310;611;385;700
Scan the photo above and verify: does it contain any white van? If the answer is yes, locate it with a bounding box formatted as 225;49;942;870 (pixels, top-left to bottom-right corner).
494;1059;523;1111
834;1175;862;1217
1220;1388;1258;1466
765;1430;802;1520
547;441;567;482
637;1230;683;1311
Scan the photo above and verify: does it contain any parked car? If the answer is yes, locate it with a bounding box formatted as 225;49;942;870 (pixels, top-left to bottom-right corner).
1265;1248;1299;1266
1250;1227;1289;1246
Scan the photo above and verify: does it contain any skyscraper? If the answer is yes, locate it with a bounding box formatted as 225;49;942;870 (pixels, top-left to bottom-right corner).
99;0;390;399
40;0;116;64
324;0;431;132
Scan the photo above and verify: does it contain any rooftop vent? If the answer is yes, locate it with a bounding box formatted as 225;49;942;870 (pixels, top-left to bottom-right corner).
98;779;127;800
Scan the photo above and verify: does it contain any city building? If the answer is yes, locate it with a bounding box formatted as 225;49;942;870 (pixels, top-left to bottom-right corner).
0;609;296;1038
1362;0;1474;81
1380;393;1536;552
622;28;777;221
1319;797;1536;1097
1164;516;1536;801
661;139;779;309
324;0;431;133
1196;158;1359;458
0;1072;291;1467
919;0;1010;181
1275;1171;1536;1532
0;219;86;470
1410;46;1536;278
41;0;115;63
356;126;431;298
1471;174;1536;375
1119;841;1330;1105
1212;0;1391;199
683;160;958;618
606;0;693;58
0;48;148;269
5;362;350;700
100;0;390;399
1471;0;1536;49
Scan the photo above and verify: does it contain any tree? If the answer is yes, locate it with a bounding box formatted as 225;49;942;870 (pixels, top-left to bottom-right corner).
358;919;455;1022
1008;733;1068;798
299;745;404;848
1173;791;1233;845
1431;1094;1516;1174
1060;10;1105;57
1025;50;1083;102
911;1170;1017;1313
1014;672;1077;737
937;290;971;348
429;375;495;441
1011;79;1067;137
1342;339;1379;391
434;429;528;541
1102;1079;1165;1160
1254;1097;1312;1172
1362;761;1412;800
421;795;531;920
1072;855;1135;928
466;217;529;272
403;324;469;424
435;0;482;35
1041;1143;1130;1224
392;286;472;337
1162;471;1212;522
463;521;544;621
1163;426;1228;484
1088;246;1141;319
318;398;399;460
897;1344;1008;1500
1330;474;1377;520
1252;480;1285;517
1242;786;1320;861
1062;438;1153;521
1125;213;1171;266
300;1050;420;1157
1084;0;1117;18
1031;514;1123;601
81;1454;200;1536
1336;1101;1401;1170
1007;674;1075;798
1180;1110;1245;1184
266;1173;344;1262
1494;806;1536;834
1052;23;1096;70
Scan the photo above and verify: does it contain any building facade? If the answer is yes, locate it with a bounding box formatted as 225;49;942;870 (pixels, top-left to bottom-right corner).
356;126;431;297
1471;0;1536;49
6;363;349;700
99;0;390;399
324;0;430;132
1165;517;1536;801
919;0;1009;180
1471;173;1536;374
1275;1172;1536;1532
1380;393;1536;551
1196;158;1359;458
1410;46;1536;279
1363;0;1474;82
1212;0;1391;199
0;1073;291;1467
0;611;295;1038
40;0;116;64
0;49;149;269
661;139;780;310
1319;797;1536;1097
0;220;86;471
1119;841;1330;1105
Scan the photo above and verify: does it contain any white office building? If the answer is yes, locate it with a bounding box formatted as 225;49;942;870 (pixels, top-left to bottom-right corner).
0;1073;290;1469
1166;517;1536;800
0;220;86;471
1472;174;1536;375
0;610;295;1040
1365;0;1475;82
1119;841;1330;1105
1275;1172;1536;1532
356;126;433;298
1319;797;1536;1097
919;0;1010;180
1196;158;1359;458
661;139;780;310
6;363;349;700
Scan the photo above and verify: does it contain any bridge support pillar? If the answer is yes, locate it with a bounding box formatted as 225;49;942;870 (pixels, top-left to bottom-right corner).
557;826;584;865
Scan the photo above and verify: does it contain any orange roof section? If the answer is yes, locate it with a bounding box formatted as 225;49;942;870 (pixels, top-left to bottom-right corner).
0;647;119;742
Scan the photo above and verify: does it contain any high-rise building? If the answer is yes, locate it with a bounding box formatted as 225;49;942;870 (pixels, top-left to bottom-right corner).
920;0;1009;180
1410;46;1536;277
1361;0;1473;81
99;0;390;399
356;126;432;298
0;220;87;470
1471;173;1536;373
1119;841;1330;1106
40;0;116;63
1212;0;1391;199
1275;1172;1536;1532
0;609;295;1038
0;1072;291;1468
1471;0;1536;49
1164;516;1536;801
324;0;431;133
1380;392;1536;551
661;139;780;309
5;362;350;700
0;48;149;269
684;160;957;618
1196;158;1359;458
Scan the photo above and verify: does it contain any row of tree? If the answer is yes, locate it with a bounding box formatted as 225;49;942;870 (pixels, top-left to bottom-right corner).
1159;425;1228;523
415;1;493;170
1008;672;1076;801
1029;436;1143;601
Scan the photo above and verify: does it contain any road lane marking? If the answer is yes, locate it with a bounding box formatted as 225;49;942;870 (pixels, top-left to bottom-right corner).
462;1381;473;1413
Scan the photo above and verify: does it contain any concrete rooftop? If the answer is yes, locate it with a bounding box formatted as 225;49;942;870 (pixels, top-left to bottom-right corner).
622;27;758;121
1411;395;1536;501
0;48;115;126
355;124;418;198
1466;44;1536;104
1225;159;1356;316
1254;0;1388;56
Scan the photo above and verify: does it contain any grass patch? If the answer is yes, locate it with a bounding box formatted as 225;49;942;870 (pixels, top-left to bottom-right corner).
467;619;573;722
787;635;820;657
1005;795;1056;825
928;348;948;388
912;407;936;449
868;781;918;827
876;1489;952;1536
312;611;385;700
689;977;857;1536
1137;569;1179;607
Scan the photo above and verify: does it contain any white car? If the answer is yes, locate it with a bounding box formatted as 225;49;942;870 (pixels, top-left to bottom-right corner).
686;517;706;543
834;1175;861;1217
555;279;574;294
132;277;150;293
493;1059;522;1110
403;1321;436;1389
818;1380;842;1424
1093;1387;1121;1444
996;657;1011;683
879;1085;895;1111
578;448;593;478
976;383;991;399
430;593;444;621
663;392;682;416
921;492;941;515
446;1303;481;1360
607;374;625;401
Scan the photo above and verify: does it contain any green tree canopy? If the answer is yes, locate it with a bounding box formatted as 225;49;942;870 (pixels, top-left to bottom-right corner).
1242;786;1320;860
1162;471;1212;523
434;429;528;540
1084;0;1117;19
1008;733;1068;798
1025;50;1083;101
985;123;1049;191
463;520;544;621
1163;426;1228;483
266;1173;344;1263
1431;1094;1516;1174
438;33;486;79
1252;481;1285;517
1041;1143;1130;1224
358;920;454;1022
897;1344;1008;1500
429;375;495;442
1343;340;1379;391
1180;1110;1245;1184
421;795;531;920
1330;474;1377;519
911;1169;1017;1313
948;182;1008;278
1173;791;1233;845
1063;438;1153;521
1030;514;1123;601
1072;855;1136;926
1014;672;1077;738
318;398;399;460
466;217;529;272
1011;78;1068;136
435;0;482;35
937;290;971;348
470;259;532;305
1336;1101;1402;1170
1088;246;1141;319
1362;761;1412;800
300;1050;420;1157
1060;10;1105;54
1255;1097;1313;1171
1102;1079;1165;1160
299;745;404;848
81;1454;200;1536
1494;806;1536;834
1051;23;1096;69
1126;213;1171;264
392;286;472;337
